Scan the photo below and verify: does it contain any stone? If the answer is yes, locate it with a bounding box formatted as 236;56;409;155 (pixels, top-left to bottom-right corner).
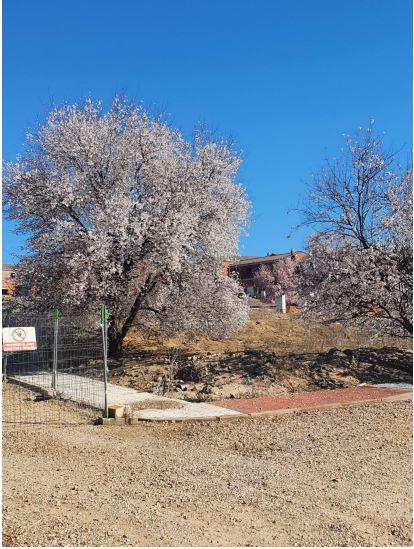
39;387;56;399
124;405;132;417
99;417;115;426
98;416;126;426
108;404;125;418
199;383;213;395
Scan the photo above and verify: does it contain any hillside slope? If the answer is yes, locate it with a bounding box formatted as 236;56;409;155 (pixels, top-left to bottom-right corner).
108;310;412;400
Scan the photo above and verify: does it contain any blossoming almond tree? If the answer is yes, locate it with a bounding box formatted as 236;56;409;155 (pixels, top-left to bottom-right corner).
253;258;298;305
4;98;251;355
295;122;413;336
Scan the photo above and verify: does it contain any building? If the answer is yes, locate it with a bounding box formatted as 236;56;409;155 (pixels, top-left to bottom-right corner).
2;264;16;296
227;249;304;298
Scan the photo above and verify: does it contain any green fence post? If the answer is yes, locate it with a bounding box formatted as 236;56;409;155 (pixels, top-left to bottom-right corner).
3;307;12;378
101;306;108;418
52;307;59;391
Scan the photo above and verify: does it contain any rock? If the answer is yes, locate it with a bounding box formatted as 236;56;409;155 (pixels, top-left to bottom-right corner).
327;347;344;355
175;364;202;382
38;388;55;399
108;405;125;419
199;383;213;395
124;405;132;418
343;349;354;357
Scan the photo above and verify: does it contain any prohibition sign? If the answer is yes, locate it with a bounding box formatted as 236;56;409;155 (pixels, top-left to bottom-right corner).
12;328;26;342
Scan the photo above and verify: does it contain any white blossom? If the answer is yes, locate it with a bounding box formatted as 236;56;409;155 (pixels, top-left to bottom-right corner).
296;124;412;337
4;97;251;354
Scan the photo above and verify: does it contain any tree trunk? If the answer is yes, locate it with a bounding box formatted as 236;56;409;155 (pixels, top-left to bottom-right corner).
106;274;160;358
108;329;124;358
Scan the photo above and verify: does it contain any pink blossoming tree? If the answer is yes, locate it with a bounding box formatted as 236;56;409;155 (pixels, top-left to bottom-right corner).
253;257;298;305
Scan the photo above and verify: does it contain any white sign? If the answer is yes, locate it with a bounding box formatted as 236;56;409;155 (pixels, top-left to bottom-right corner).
2;327;37;351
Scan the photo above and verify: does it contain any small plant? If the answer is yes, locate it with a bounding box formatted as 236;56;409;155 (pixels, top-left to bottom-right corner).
175;362;206;383
159;347;185;395
52;390;65;400
182;393;213;403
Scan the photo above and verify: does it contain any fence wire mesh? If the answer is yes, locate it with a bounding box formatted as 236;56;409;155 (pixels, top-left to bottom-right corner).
2;314;106;426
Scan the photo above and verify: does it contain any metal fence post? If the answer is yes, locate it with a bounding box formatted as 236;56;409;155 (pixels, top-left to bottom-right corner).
3;307;12;378
52;307;59;391
101;306;109;418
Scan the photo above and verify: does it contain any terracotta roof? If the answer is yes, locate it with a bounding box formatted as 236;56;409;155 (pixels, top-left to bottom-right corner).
229;252;302;268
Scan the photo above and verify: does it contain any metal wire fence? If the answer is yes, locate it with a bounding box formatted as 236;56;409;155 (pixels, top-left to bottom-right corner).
2;310;108;427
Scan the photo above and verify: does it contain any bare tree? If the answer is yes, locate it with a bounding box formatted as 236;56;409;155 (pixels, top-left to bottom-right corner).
295;122;412;336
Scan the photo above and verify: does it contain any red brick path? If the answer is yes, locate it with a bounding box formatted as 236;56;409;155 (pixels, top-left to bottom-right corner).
213;386;412;416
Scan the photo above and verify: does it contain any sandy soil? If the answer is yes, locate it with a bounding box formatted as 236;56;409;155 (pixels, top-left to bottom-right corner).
3;397;412;547
110;310;412;400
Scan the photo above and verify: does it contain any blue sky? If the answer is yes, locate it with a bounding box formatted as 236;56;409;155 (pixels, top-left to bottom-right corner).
3;0;412;263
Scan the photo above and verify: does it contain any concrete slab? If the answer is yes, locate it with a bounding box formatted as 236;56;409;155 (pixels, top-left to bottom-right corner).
133;402;243;421
9;372;107;409
11;373;409;424
9;371;179;407
8;372;244;421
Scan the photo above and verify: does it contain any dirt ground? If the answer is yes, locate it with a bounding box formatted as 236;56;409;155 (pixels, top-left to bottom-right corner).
3;397;412;547
110;310;413;400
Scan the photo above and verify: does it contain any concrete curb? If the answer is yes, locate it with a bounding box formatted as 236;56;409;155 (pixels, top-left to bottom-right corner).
130;411;245;423
97;391;412;424
98;413;246;425
8;373;411;425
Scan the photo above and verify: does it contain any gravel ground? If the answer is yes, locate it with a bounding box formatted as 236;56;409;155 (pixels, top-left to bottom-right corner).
2;399;413;547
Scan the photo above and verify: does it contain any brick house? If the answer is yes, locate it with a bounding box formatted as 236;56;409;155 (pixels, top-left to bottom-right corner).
2;264;16;296
227;249;304;298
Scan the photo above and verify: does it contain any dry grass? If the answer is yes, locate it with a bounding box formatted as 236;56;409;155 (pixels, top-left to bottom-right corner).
124;309;411;357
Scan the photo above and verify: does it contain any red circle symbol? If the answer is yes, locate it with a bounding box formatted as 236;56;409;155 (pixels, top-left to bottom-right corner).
12;328;26;342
